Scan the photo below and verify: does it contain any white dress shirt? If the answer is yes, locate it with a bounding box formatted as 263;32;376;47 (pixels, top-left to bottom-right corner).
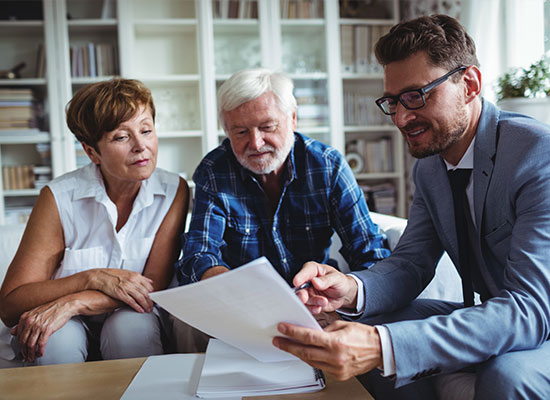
345;137;476;377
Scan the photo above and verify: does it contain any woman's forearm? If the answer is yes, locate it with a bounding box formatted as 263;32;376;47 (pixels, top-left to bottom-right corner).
0;270;102;326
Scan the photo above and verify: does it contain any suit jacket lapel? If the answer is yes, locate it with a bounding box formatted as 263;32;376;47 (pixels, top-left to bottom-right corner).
473;100;499;233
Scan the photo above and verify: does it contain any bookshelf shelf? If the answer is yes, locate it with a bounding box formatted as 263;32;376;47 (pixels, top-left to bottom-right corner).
4;189;41;197
280;19;325;25
0;79;47;86
68;19;117;27
0;133;50;145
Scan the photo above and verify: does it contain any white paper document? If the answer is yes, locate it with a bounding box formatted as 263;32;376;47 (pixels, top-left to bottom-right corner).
196;339;325;398
120;353;240;400
150;257;322;362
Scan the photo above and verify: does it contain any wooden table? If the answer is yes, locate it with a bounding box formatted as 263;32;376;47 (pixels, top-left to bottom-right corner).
0;357;373;400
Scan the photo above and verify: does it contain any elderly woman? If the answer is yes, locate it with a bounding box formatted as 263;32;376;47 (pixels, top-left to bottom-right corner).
0;79;189;365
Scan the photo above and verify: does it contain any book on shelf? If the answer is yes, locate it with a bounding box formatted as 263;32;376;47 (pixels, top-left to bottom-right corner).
213;0;257;19
340;25;354;73
70;43;118;78
35;43;46;78
354;25;369;73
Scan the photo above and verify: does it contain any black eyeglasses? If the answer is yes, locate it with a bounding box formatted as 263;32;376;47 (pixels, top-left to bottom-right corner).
375;66;467;115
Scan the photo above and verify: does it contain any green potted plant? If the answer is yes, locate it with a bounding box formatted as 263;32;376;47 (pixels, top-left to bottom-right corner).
497;55;550;124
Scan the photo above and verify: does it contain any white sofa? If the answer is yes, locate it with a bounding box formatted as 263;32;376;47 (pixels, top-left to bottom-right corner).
0;224;26;368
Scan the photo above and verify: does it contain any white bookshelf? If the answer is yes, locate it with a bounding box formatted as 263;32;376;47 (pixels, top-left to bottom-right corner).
0;0;407;224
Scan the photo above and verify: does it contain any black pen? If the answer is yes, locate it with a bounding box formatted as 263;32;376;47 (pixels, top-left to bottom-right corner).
293;281;312;292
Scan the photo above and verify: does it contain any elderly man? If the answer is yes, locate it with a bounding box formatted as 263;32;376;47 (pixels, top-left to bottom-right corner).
273;15;550;400
171;68;389;352
177;68;388;285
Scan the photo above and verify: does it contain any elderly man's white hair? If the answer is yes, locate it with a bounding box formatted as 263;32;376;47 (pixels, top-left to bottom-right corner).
217;68;297;130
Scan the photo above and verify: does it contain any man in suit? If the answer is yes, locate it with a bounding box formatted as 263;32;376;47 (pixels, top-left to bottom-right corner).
272;15;550;399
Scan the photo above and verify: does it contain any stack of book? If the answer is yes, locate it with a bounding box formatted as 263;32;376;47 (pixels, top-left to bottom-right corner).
360;182;397;215
33;165;52;190
0;88;36;130
212;0;258;19
70;43;118;78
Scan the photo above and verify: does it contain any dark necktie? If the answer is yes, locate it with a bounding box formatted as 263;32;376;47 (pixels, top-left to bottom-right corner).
447;168;474;307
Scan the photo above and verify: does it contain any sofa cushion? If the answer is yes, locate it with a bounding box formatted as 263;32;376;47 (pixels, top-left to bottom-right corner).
0;224;25;368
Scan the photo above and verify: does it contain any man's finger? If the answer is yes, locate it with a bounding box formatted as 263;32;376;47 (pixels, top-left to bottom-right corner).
277;322;327;345
272;336;328;364
293;262;322;288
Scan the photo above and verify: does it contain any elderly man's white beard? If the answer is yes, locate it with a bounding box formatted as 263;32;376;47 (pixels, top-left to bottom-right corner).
237;131;295;175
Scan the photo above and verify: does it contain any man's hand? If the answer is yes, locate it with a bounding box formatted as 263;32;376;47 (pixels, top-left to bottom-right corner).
294;262;358;314
272;320;383;380
86;269;154;313
11;296;78;362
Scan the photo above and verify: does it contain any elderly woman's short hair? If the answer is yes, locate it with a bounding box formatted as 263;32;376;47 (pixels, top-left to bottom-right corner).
66;78;155;150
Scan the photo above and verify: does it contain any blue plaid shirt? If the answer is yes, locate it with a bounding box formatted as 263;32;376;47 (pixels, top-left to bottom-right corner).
176;133;390;285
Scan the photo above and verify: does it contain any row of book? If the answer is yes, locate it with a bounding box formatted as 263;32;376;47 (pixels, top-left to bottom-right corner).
1;165;49;191
0;88;40;130
2;165;51;191
343;91;389;126
70;43;118;78
360;182;397;215
212;0;258;19
340;25;390;74
346;136;393;173
281;0;324;18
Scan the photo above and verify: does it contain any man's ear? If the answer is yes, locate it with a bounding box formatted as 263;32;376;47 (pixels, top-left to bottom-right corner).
463;65;482;104
82;142;101;165
291;110;297;131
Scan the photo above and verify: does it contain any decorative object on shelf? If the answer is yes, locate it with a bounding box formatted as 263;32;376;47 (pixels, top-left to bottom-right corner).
0;62;26;80
345;152;364;174
496;54;550;125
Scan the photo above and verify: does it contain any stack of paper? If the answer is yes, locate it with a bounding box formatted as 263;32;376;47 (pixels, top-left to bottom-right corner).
196;339;325;398
120;353;240;400
150;256;322;362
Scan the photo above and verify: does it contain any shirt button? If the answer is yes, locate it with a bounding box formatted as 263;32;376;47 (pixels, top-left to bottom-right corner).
272;227;276;231
282;258;287;263
245;228;250;234
305;226;310;231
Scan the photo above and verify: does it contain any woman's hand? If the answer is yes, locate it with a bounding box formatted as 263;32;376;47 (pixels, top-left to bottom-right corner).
86;269;154;313
11;297;78;363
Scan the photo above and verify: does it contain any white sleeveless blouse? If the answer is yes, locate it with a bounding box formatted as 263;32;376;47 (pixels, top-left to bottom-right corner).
48;163;179;280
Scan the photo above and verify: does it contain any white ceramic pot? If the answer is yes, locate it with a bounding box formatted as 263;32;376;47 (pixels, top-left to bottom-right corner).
497;97;550;125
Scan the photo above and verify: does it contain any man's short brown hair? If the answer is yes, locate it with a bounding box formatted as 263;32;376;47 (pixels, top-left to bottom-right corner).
375;14;480;73
66;78;155;150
